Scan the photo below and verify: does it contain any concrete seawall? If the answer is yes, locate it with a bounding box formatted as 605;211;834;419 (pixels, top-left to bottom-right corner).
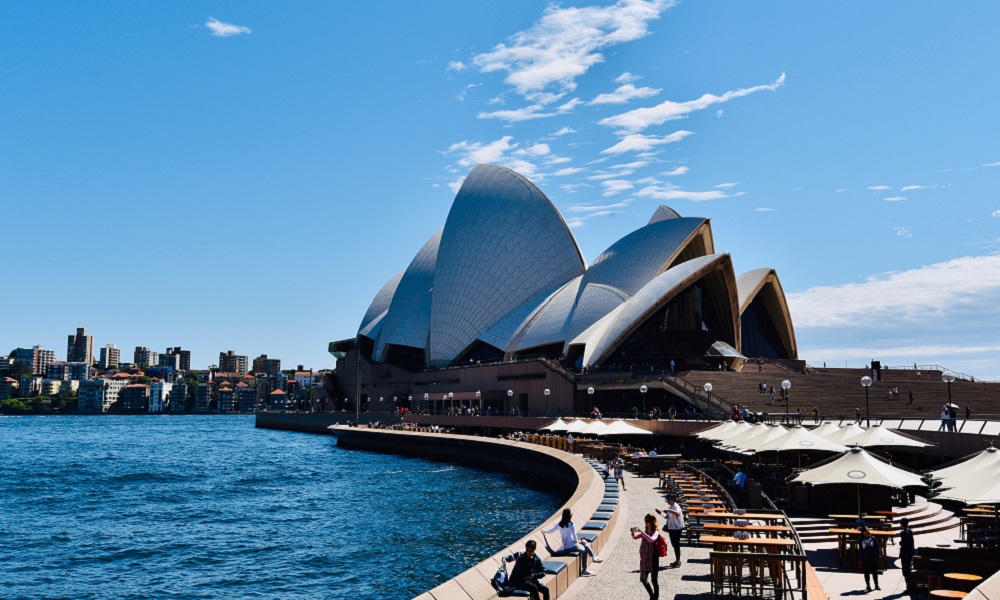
255;413;612;599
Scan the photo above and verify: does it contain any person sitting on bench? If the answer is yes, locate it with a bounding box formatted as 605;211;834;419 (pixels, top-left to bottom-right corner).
509;540;550;600
543;508;602;575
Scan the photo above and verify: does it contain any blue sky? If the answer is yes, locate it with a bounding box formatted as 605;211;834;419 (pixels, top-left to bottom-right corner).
2;1;999;379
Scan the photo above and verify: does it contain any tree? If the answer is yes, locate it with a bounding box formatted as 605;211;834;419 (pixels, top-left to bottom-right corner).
0;398;29;414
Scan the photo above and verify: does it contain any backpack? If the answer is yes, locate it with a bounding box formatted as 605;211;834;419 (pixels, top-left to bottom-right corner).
655;533;668;558
491;562;514;595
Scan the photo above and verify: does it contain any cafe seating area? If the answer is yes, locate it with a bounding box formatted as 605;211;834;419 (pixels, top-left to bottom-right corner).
910;547;1000;598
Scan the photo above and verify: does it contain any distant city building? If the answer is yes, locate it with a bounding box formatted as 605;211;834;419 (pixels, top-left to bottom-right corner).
133;347;158;368
69;362;92;381
14;346;56;376
46;361;71;381
158;352;181;370
219;351;248;375
19;376;41;397
67;327;94;365
0;356;14;373
120;384;150;413
294;370;314;388
164;347;191;371
268;389;288;411
41;379;63;396
236;381;257;412
195;370;213;384
195;383;213;413
77;378;128;413
275;370;288;391
252;355;281;377
99;344;120;370
217;382;236;413
168;383;188;413
0;377;18;400
149;380;173;413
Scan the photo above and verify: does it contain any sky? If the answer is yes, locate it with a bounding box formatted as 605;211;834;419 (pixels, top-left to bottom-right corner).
2;1;999;379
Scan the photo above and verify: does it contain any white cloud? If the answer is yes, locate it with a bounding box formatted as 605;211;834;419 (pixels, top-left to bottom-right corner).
554;167;586;176
867;185;891;191
983;162;1000;167
558;98;583;113
835;188;847;193
598;72;785;133
568;201;630;212
662;166;688;176
443;136;544;191
884;196;908;202
447;61;467;72
754;207;776;212
456;83;479;102
895;227;912;237
787;254;1000;328
993;210;1000;218
601;130;693;155
552;126;577;137
589;83;661;105
900;185;926;192
205;17;251;37
615;71;640;84
601;179;635;196
471;0;672;100
478;104;555;122
715;182;738;189
635;185;736;202
516;143;551;157
714;109;723;118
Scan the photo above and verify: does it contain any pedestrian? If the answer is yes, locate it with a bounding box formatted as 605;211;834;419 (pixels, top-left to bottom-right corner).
508;540;550;600
543;508;602;576
811;407;819;423
796;408;802;425
949;405;958;431
857;526;881;592
656;494;684;567
899;518;914;593
966;406;971;420
613;455;627;491
631;514;663;600
732;469;747;505
907;391;914;405
854;408;862;425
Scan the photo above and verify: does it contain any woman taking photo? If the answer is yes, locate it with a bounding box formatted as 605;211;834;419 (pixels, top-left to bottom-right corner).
631;513;662;599
543;508;602;576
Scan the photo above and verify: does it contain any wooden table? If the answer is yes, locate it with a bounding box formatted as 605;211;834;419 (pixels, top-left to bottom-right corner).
702;523;791;538
944;573;983;592
706;512;787;523
703;535;797;596
829;528;895;569
828;514;888;522
929;591;968;599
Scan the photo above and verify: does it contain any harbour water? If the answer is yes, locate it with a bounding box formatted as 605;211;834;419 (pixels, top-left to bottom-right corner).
0;415;562;599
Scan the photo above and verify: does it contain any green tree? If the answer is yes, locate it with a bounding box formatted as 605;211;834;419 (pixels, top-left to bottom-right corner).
0;398;30;414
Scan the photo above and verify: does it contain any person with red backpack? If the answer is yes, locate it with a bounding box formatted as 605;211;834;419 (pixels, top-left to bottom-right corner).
631;514;665;599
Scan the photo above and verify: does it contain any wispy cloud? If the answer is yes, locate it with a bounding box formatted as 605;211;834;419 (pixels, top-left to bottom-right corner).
601;130;693;155
471;0;673;99
754;207;776;212
895;227;912;237
984;162;1000;167
589;83;661;105
662;166;688;176
552;126;577;137
478;104;555;122
601;179;635;196
993;210;1000;218
568;201;630;213
597;72;785;133
616;72;640;84
635;185;738;202
447;61;467;72
205;17;251;37
884;196;908;202
554;167;586;176
715;182;738;189
867;185;891;191
443;136;544;191
900;185;926;192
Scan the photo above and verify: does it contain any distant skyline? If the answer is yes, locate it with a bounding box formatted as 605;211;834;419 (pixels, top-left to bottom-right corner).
2;2;998;378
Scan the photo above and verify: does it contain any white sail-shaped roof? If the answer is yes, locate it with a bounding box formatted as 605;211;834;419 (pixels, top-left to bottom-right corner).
372;230;442;361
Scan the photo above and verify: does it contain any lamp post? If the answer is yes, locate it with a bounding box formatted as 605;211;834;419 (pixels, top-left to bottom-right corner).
703;382;713;419
640;384;648;414
781;379;791;424
544;388;550;417
448;391;454;413
422;392;428;413
507;389;514;415
587;386;595;417
861;376;872;427
475;390;481;414
942;373;955;429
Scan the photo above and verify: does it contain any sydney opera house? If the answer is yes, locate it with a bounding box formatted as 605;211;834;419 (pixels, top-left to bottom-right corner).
328;164;797;416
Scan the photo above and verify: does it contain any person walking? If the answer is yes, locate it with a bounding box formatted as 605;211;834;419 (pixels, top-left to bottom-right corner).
631;514;663;600
939;406;949;431
543;508;602;576
613;455;626;491
899;518;914;593
508;540;550;600
858;526;881;592
656;494;685;567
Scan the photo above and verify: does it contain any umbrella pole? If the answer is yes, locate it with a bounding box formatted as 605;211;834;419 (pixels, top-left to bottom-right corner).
857;483;862;519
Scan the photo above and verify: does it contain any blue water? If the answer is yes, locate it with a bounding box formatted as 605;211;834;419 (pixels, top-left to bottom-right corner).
0;415;563;599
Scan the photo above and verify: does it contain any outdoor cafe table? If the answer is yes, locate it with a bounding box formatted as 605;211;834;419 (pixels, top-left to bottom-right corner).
702;535;797;596
944;573;983;592
702;523;792;538
829;528;895;569
828;514;888;522
705;512;787;524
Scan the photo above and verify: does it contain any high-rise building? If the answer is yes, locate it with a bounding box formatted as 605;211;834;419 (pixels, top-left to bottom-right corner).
164;347;191;371
149;380;173;413
159;353;181;370
195;383;213;413
77;378;128;413
46;361;71;381
120;384;150;412
14;346;56;376
236;381;257;412
99;344;120;370
252;355;282;377
168;383;188;413
67;328;94;365
219;351;248;375
134;347;159;367
69;362;93;381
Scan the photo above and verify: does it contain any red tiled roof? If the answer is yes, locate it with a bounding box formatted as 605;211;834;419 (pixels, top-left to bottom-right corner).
270;389;286;395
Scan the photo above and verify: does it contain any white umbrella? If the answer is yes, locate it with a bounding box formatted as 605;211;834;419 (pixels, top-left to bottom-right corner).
928;446;1000;484
754;426;850;454
599;419;653;436
790;447;926;516
943;402;960;409
822;422;866;444
706;421;755;444
715;422;767;450
730;425;789;454
811;421;843;438
579;419;608;436
693;420;739;440
845;425;933;449
540;418;570;433
565;419;590;434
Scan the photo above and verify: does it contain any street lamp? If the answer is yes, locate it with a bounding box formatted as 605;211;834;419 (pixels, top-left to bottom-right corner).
507;389;514;415
703;382;713;419
942;373;955;426
422;392;428;412
475;390;481;414
639;384;648;414
544;388;550;417
861;376;872;427
781;380;791;424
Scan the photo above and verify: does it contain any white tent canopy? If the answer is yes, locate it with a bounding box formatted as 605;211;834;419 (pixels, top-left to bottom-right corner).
599;419;653;436
565;419;590;434
928;446;1000;485
579;419;609;436
540;418;570;433
846;425;933;449
822;423;867;444
753;426;850;454
790;447;926;489
810;422;843;438
715;423;767;450
693;421;740;440
728;425;790;454
935;479;1000;505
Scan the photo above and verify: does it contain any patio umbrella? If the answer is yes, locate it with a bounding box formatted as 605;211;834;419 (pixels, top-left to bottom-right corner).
789;447;926;516
693;420;740;440
564;419;590;434
943;402;960;409
715;423;767;450
927;446;1000;485
822;422;866;444
752;425;849;467
539;418;570;433
599;419;653;436
845;425;933;449
810;421;843;438
579;419;608;436
726;425;789;454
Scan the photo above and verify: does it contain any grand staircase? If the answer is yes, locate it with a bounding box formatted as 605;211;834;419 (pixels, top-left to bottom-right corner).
791;495;961;544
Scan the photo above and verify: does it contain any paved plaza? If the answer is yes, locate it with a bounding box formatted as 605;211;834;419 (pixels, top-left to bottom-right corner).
555;462;971;600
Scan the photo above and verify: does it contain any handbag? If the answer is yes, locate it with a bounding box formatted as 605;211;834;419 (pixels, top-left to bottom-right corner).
655;533;668;557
